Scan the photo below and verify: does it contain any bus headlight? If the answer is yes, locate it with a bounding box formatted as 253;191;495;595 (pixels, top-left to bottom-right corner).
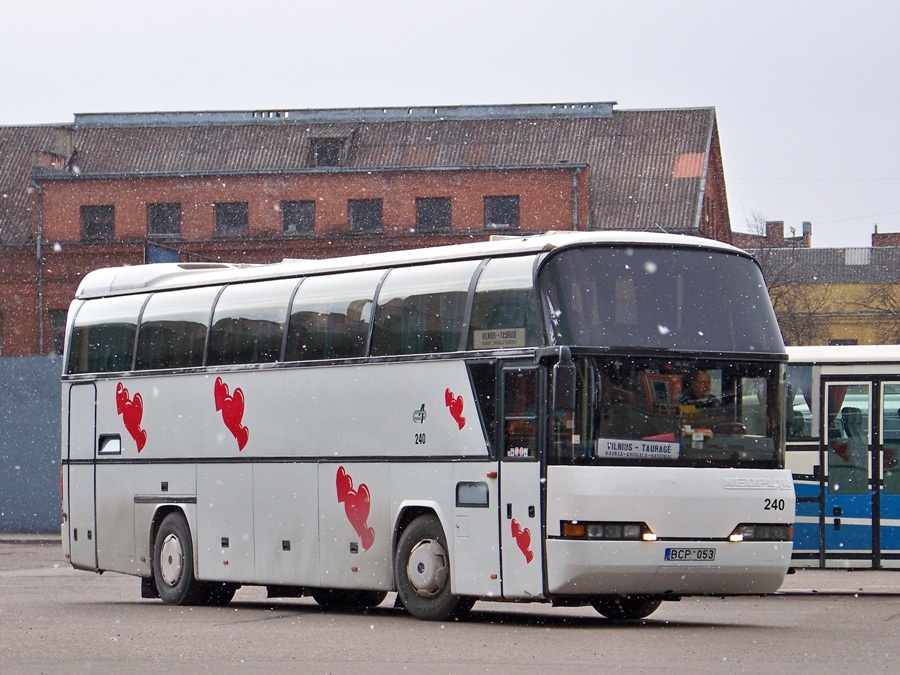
561;521;655;541
729;524;793;542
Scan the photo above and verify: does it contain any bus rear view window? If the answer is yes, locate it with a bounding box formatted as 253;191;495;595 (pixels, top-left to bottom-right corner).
67;295;146;374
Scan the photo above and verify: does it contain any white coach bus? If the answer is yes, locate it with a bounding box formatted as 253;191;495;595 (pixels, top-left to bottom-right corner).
61;231;794;621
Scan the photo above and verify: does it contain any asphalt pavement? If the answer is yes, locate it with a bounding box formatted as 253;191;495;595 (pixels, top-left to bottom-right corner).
3;533;899;596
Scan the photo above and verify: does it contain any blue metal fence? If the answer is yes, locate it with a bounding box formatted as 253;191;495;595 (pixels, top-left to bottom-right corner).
0;356;61;533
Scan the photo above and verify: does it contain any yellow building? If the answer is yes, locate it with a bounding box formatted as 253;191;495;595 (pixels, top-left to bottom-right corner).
748;246;900;346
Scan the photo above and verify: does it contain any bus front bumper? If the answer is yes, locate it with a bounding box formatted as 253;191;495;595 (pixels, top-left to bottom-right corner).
545;539;792;596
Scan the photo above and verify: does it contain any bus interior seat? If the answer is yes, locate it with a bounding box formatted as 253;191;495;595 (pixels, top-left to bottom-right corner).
841;407;865;439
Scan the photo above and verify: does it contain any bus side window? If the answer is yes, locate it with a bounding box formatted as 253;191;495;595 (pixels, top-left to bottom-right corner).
208;279;298;366
467;362;498;455
370;261;478;356
285;270;382;361
468;256;543;351
135;286;220;370
67;295;146;374
504;370;538;457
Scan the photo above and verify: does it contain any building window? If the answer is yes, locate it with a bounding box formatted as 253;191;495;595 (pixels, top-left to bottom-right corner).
349;199;383;233
215;202;249;237
49;309;68;356
484;196;520;230
81;205;115;240
146;244;180;264
282;200;316;236
416;197;452;232
147;203;181;238
312;139;342;167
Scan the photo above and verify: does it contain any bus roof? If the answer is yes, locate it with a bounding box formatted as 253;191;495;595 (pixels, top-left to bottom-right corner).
787;344;900;364
75;230;750;299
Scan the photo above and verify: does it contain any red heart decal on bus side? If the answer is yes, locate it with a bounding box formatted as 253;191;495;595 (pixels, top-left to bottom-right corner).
336;466;375;551
116;382;147;452
445;388;466;430
511;518;534;564
214;377;249;451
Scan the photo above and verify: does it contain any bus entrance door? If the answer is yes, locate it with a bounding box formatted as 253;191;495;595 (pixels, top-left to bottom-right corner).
66;383;98;571
821;380;900;568
499;368;544;599
878;383;900;567
824;382;873;566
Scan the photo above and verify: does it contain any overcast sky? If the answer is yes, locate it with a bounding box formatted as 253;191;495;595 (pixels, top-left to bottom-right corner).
2;0;897;248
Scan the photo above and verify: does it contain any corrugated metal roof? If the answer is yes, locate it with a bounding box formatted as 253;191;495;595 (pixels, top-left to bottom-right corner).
0;125;71;245
0;104;718;245
73;102;617;128
748;247;900;284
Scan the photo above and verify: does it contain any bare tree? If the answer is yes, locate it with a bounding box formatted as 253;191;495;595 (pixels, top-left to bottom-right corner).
771;283;833;345
743;212;828;345
854;282;900;344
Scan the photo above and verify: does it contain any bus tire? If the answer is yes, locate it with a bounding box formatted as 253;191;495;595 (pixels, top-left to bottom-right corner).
312;588;388;610
394;513;474;621
591;595;662;621
152;512;207;606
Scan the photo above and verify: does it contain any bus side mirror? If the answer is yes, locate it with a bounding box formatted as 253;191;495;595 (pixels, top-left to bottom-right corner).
552;347;577;412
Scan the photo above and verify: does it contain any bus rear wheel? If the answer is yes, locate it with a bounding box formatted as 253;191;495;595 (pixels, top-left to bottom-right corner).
394;514;474;621
591;595;662;621
152;512;208;606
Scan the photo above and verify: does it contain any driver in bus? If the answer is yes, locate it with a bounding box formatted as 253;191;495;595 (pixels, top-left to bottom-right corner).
679;369;721;408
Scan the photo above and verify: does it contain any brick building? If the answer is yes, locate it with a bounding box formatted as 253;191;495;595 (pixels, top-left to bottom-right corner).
1;103;731;356
871;225;900;247
732;220;812;249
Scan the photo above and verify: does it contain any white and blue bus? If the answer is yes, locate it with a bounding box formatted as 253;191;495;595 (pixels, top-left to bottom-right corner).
61;231;793;621
787;345;900;568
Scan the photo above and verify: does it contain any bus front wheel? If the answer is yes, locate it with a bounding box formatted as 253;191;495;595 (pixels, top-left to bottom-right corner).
394;513;474;621
152;512;208;606
591;595;662;621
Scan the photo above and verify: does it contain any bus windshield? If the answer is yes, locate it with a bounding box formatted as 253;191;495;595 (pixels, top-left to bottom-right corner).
540;246;783;353
552;355;781;469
